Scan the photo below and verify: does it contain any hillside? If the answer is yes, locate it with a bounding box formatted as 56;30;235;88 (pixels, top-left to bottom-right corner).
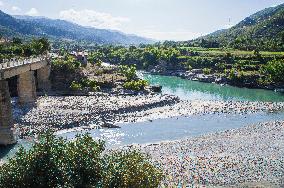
0;10;153;45
193;3;284;51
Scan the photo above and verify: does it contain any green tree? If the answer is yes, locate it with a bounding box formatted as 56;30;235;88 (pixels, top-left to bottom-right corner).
0;132;163;188
12;37;22;45
262;59;284;83
119;65;137;81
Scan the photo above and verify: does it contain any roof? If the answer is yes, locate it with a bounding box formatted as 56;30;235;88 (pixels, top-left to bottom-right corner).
69;51;88;56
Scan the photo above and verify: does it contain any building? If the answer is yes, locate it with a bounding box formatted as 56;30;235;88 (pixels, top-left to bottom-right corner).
70;51;88;65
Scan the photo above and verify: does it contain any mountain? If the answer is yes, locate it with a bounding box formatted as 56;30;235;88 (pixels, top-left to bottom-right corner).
193;3;284;51
0;10;153;45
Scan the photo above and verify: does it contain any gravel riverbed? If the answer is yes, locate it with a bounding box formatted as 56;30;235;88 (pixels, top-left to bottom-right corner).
6;93;284;187
136;121;284;187
12;93;284;138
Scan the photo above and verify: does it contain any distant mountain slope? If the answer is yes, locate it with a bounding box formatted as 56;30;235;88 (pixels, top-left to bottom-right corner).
0;10;153;45
194;3;284;51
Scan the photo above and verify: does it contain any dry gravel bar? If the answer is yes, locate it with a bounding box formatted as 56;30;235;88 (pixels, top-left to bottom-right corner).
12;93;284;138
137;121;284;187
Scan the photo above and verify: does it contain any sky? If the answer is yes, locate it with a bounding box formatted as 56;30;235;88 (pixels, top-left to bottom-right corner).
1;0;284;41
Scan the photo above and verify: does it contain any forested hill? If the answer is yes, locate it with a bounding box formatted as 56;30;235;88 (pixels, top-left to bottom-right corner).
192;3;284;51
0;10;153;45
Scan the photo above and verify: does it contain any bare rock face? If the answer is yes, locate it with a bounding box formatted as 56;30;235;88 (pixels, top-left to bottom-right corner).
0;80;16;145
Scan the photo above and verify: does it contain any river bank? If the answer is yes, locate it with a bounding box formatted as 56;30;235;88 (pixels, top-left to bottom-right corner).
136;120;284;187
12;92;284;139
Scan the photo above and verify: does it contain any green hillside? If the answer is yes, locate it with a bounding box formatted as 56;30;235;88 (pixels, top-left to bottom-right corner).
0;11;153;45
192;3;284;51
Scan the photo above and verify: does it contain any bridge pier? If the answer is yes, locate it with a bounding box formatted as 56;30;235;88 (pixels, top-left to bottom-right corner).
17;71;37;105
0;80;16;145
0;57;52;146
37;64;51;92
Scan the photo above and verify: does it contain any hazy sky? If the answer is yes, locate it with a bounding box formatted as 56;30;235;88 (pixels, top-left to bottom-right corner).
1;0;284;41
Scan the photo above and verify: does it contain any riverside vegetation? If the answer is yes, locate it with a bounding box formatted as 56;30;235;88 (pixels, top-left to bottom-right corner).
84;44;284;90
0;37;50;60
0;132;163;188
51;49;149;94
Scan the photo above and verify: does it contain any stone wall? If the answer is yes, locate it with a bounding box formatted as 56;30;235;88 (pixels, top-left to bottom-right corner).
0;80;16;145
17;71;37;105
37;64;51;92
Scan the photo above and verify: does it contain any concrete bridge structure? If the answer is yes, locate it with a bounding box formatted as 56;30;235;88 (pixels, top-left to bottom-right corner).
0;56;51;145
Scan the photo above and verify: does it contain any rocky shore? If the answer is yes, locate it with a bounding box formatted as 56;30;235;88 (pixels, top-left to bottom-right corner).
13;93;178;138
12;93;284;138
136;121;284;187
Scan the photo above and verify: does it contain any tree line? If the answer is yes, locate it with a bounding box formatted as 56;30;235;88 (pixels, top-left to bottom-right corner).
0;37;50;61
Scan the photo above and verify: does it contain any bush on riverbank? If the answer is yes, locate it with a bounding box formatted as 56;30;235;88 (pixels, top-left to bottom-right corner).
119;65;137;81
261;59;284;83
0;132;163;188
70;79;100;92
70;80;83;91
51;55;83;90
53;44;284;89
123;80;148;91
52;55;81;72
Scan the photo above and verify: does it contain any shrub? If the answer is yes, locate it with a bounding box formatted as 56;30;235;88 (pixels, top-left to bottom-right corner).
257;77;272;85
261;59;284;83
202;68;211;75
70;79;100;92
70;81;83;91
228;68;237;80
119;65;137;81
123;80;148;91
52;55;81;72
0;133;105;188
81;78;100;92
96;59;103;67
0;132;163;188
66;134;104;187
102;150;163;188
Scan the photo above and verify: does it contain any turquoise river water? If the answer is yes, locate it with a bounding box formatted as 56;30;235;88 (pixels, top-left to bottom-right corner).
142;73;284;102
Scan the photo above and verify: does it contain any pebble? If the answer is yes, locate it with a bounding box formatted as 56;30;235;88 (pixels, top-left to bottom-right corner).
9;93;284;187
137;121;284;187
12;94;284;139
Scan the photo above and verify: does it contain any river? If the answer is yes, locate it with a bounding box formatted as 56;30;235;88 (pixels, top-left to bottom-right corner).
1;74;284;160
142;73;284;102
